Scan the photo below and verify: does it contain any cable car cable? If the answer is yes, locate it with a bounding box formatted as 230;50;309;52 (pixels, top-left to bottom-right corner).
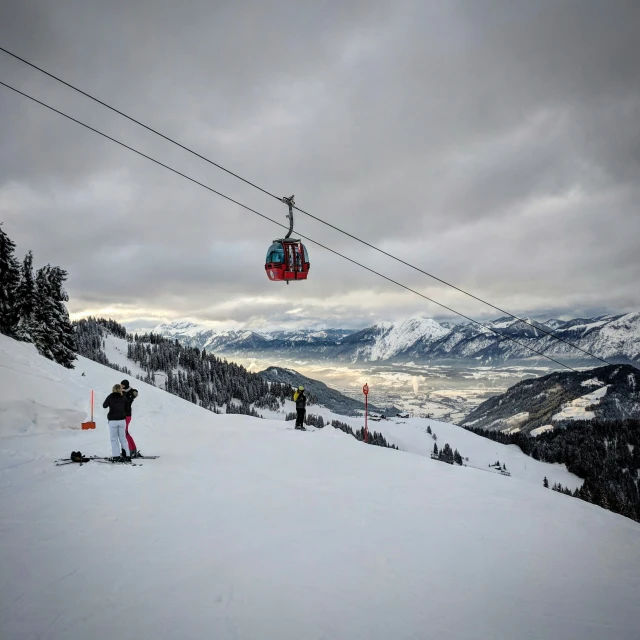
0;45;612;367
0;47;278;202
0;80;608;376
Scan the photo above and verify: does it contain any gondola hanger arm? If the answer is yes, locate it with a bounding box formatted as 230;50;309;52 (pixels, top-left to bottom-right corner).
282;195;295;239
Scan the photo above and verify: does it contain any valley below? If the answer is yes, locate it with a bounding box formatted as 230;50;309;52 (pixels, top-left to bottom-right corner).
236;356;556;422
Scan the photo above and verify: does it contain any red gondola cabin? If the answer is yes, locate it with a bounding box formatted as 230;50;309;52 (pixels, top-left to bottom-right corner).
265;239;310;282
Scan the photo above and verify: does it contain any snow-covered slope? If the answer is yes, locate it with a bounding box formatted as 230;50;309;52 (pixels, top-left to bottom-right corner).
70;336;574;486
1;333;640;640
552;385;610;421
324;414;582;489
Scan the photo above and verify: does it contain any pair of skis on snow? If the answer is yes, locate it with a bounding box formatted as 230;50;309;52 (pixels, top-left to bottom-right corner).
93;457;145;467
55;455;159;467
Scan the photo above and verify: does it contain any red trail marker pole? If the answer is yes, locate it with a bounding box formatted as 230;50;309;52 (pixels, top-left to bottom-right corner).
81;390;96;430
363;383;369;443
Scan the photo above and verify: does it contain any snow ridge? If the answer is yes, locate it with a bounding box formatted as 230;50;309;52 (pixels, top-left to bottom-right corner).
153;311;640;364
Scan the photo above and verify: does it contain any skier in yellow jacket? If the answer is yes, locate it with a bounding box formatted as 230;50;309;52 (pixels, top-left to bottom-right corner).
293;386;307;430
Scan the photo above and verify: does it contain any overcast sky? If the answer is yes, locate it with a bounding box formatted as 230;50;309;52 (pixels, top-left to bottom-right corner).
1;0;639;332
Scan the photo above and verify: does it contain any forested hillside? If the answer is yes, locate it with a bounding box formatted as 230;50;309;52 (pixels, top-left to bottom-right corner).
127;332;294;415
465;419;640;522
73;317;307;418
462;364;640;433
73;317;131;374
261;366;395;416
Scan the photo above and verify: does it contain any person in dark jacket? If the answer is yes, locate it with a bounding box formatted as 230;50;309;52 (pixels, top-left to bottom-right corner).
293;385;307;430
120;379;140;457
103;383;130;461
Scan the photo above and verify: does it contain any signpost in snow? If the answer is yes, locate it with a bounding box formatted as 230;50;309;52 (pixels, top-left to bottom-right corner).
81;390;96;430
363;383;369;443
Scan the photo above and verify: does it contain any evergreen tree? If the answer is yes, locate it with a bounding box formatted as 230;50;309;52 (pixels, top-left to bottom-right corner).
0;224;20;336
543;476;549;488
329;420;399;450
46;266;76;368
439;443;454;464
14;251;37;342
31;266;76;367
32;267;56;360
433;443;439;456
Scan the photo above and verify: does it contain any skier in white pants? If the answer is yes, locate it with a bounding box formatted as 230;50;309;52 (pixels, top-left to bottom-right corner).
102;383;131;461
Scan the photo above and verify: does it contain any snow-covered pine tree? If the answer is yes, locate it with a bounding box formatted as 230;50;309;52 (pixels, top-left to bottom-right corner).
439;443;454;464
14;251;37;342
45;266;76;368
0;224;20;336
32;266;76;368
32;267;56;360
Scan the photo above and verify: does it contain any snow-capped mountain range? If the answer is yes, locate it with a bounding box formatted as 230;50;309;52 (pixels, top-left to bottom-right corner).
153;312;640;365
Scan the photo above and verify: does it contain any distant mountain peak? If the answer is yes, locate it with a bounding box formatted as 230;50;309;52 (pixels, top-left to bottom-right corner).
153;320;210;335
366;317;449;361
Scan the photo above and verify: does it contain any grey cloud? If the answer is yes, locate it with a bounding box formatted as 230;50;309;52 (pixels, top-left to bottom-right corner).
1;0;639;330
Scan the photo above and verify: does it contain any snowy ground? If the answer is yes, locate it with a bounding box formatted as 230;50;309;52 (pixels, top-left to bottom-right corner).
552;385;610;421
102;335;144;378
1;334;640;640
259;393;580;489
311;412;582;490
103;334;169;389
531;424;555;437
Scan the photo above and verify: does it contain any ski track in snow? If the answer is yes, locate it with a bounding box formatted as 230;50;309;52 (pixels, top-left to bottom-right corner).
1;334;640;640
